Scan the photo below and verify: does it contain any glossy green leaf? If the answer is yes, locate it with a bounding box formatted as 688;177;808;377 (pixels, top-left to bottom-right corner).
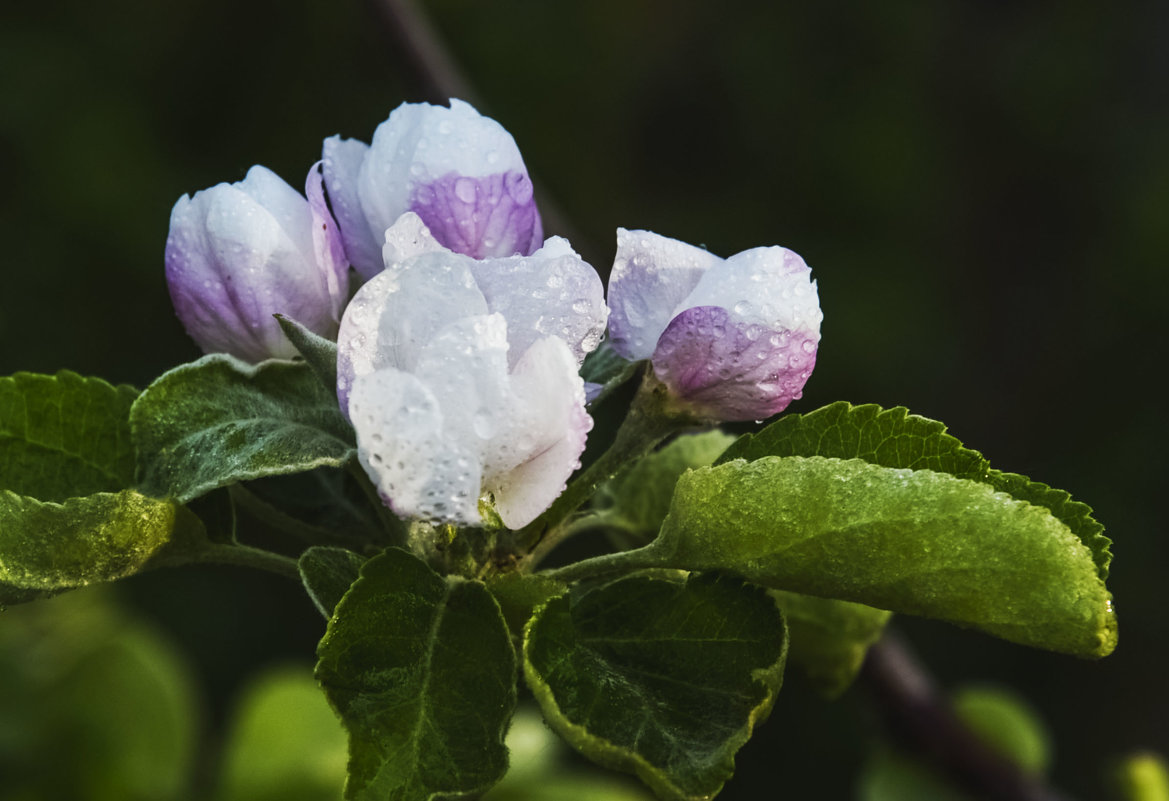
218;666;348;801
316;548;516;801
299;546;367;619
0;489;207;607
770;590;891;697
132;355;355;503
523;572;788;801
717;402;1111;579
0;371;138;501
591;456;1115;657
276;314;339;391
596;430;734;544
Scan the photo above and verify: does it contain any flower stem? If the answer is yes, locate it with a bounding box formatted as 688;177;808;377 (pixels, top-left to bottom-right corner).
192;542;302;581
515;370;699;563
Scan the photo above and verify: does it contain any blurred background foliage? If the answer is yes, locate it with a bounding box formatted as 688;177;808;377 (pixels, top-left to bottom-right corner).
1;0;1166;798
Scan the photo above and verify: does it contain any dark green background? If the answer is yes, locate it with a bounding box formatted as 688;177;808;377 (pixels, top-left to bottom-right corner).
1;1;1164;798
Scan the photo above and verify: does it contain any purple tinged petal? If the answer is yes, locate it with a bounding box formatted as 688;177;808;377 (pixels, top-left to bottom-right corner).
607;228;721;361
322;135;382;279
609;229;823;421
409;170;543;259
330;99;541;269
305;161;350;319
652;306;818;421
165;166;346;363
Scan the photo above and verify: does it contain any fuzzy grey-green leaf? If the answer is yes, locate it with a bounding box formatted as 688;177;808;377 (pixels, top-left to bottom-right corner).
0;371;138;501
0;489;206;606
132;355;355;503
276;315;339;391
315;548;516;801
523;572;787;801
298;546;367;619
637;457;1116;658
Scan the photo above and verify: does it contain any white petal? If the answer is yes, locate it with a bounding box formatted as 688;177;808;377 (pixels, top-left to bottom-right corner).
684;246;823;339
607;228;721;361
236;165;315;262
483;336;590;529
411;313;513;456
323;135;383;279
381;211;447;267
466;237;608;367
349;368;481;525
336;250;487;411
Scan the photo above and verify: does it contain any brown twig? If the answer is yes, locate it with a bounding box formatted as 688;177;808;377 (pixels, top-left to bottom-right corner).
861;633;1074;801
363;6;1074;798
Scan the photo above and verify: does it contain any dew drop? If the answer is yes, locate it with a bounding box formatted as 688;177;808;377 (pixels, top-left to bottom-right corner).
454;177;478;203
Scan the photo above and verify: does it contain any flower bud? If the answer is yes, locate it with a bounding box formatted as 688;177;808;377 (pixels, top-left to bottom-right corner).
607;229;822;421
164;164;349;363
337;215;606;529
322;99;542;279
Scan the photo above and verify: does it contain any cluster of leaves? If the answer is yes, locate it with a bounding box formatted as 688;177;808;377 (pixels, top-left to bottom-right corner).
0;334;1116;801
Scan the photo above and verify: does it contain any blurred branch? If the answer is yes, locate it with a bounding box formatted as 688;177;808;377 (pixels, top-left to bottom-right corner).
365;0;589;253
861;633;1074;801
364;0;477;106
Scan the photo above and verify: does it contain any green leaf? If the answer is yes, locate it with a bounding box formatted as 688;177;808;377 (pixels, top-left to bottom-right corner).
1114;753;1169;801
523;572;788;801
717;401;989;476
591;457;1116;657
276;314;340;391
581;338;639;407
0;371;138;501
951;686;1050;775
482;707;656;801
717;402;1111;580
596;430;735;544
299;546;367;619
218;666;348;801
486;572;566;640
0;489;206;607
315;548;516;801
132;355;355;503
770;590;891;697
0;589;199;801
858;749;973;801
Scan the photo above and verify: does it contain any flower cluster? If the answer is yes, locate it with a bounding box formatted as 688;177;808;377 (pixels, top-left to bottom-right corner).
164;100;821;528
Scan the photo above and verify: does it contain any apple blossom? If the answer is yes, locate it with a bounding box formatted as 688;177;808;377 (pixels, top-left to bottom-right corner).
322;99;542;279
164;164;348;363
337;214;606;528
607;229;822;421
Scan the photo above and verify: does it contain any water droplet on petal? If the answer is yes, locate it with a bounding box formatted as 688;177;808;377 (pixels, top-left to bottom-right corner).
454;177;477;204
